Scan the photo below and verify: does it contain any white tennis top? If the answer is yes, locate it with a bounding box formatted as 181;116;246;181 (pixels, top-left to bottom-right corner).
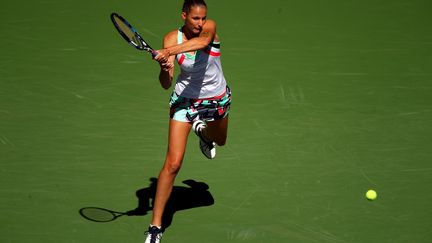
175;28;227;99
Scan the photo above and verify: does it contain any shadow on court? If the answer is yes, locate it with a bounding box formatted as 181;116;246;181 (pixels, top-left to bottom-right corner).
79;177;214;230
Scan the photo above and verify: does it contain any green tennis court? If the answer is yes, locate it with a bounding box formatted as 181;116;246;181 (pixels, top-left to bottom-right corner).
1;0;431;242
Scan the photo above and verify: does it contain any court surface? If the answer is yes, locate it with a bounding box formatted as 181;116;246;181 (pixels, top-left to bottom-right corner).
1;0;431;242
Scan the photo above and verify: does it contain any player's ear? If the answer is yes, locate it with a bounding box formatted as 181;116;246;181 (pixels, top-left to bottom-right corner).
181;11;187;20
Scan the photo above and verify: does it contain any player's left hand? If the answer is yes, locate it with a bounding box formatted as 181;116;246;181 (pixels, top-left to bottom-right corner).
159;61;174;71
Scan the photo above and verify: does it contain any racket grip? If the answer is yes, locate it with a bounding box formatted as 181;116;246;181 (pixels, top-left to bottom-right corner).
151;51;158;58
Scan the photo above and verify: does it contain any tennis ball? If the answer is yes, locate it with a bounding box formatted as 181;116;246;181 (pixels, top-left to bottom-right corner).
366;189;377;201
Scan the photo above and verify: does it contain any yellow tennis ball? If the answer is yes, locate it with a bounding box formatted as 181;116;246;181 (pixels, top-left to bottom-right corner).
366;189;377;201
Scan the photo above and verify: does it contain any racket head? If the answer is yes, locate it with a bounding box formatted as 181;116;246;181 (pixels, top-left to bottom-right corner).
110;12;154;54
79;207;122;222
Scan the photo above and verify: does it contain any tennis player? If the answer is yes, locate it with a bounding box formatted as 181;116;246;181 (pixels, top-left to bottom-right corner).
144;0;231;242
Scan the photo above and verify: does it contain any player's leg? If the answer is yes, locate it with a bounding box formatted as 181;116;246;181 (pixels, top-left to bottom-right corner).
146;119;191;242
192;86;231;159
152;119;191;226
192;115;229;159
203;116;229;146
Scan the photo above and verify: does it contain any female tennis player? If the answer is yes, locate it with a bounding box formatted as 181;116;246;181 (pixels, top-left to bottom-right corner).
144;0;231;242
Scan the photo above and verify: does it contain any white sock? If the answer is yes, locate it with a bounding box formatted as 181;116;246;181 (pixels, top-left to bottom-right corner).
150;224;162;229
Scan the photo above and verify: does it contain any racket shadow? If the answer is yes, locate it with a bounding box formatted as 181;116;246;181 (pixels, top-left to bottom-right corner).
79;177;215;230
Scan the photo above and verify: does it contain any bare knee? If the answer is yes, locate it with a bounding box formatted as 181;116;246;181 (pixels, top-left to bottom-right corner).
206;131;227;146
214;137;227;146
163;157;183;175
205;118;228;147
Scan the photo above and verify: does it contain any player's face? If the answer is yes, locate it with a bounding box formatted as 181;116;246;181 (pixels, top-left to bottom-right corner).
182;6;207;35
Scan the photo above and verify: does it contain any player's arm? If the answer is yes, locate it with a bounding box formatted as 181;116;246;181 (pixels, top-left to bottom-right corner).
156;20;216;61
169;19;216;54
157;30;177;90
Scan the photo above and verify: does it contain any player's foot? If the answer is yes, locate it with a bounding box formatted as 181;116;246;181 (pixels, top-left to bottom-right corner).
144;225;163;243
192;120;216;159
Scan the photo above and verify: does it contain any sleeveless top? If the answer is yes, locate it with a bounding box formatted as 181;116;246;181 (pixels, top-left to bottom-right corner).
174;28;227;99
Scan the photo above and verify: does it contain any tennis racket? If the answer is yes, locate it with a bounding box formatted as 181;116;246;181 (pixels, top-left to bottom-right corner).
79;207;130;222
110;12;157;57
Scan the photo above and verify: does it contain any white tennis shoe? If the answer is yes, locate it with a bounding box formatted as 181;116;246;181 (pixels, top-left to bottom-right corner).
144;225;163;243
192;120;216;159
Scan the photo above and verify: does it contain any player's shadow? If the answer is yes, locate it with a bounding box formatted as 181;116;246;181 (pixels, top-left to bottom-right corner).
125;177;214;230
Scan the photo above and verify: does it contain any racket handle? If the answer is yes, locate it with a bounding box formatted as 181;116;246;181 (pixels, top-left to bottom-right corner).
151;51;158;58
